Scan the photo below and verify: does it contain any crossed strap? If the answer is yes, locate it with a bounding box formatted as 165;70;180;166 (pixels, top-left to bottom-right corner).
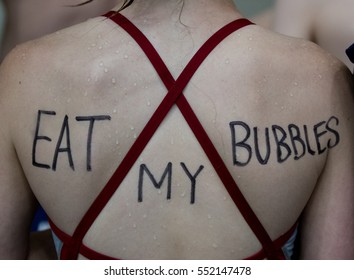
59;12;285;260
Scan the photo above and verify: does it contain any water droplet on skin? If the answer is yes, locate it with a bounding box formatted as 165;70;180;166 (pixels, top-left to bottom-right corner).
115;140;119;145
180;192;186;198
99;61;104;67
104;68;109;73
133;133;138;139
113;109;117;114
98;46;103;50
147;100;151;107
248;37;253;41
124;55;129;59
294;82;298;86
128;213;132;217
91;43;96;48
111;78;116;84
158;189;162;195
130;126;135;131
153;235;157;241
225;59;230;64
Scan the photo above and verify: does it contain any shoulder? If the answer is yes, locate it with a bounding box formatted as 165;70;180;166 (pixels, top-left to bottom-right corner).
249;25;352;92
225;24;353;122
0;16;113;99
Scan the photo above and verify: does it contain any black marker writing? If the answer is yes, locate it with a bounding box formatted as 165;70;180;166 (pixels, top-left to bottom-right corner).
253;127;271;165
32;110;111;171
229;121;252;166
326;116;340;148
138;162;205;204
314;121;327;155
138;163;172;202
230;116;340;167
288;124;306;160
180;163;204;204
303;125;316;156
76;115;112;171
52;115;74;171
272;125;292;163
32;110;56;169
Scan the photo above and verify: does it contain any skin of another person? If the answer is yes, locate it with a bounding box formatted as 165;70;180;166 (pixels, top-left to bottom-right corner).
273;0;354;69
0;0;353;259
0;0;118;60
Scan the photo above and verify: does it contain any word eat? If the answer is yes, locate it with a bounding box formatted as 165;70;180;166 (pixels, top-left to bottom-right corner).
32;110;111;171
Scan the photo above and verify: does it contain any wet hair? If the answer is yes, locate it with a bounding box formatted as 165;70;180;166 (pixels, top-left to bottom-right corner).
73;0;135;11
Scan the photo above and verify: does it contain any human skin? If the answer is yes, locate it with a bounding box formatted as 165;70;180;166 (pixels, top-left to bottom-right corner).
0;0;353;259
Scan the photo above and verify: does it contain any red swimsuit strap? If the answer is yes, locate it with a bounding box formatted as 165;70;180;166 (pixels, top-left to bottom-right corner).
60;11;284;260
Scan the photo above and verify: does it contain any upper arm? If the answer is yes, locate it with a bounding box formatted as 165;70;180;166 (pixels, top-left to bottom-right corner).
0;50;38;259
299;65;354;259
273;0;321;40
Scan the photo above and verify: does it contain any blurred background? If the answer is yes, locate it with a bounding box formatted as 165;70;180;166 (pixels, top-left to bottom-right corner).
236;0;275;17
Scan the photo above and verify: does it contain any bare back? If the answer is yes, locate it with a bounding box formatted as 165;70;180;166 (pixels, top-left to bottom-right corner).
0;1;353;260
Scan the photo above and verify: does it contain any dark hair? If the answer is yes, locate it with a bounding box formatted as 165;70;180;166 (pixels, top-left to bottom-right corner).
73;0;135;11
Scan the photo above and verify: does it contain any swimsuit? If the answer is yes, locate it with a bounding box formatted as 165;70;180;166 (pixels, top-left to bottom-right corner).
346;43;354;63
48;11;297;260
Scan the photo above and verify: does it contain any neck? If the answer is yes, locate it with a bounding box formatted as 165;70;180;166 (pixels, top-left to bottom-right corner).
113;0;241;23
